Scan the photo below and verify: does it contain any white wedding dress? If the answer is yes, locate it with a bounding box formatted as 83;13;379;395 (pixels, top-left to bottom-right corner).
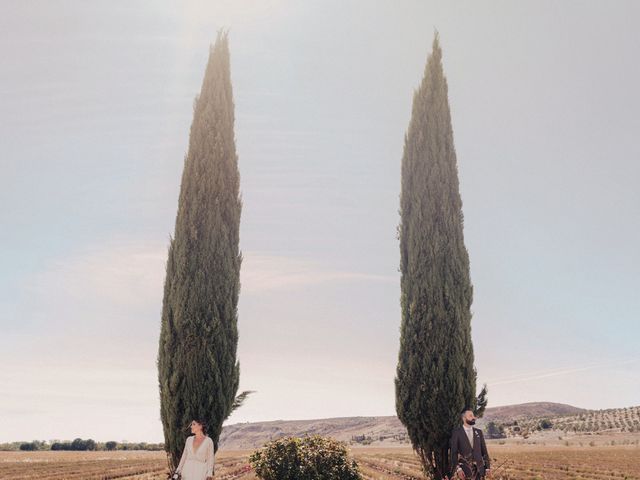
176;435;215;480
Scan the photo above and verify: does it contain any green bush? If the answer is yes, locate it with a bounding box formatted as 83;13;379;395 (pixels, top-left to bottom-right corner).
539;419;553;430
250;435;362;480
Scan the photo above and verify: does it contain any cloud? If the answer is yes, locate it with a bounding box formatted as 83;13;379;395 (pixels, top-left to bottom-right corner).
0;363;161;443
2;237;168;371
28;239;167;317
10;241;393;358
1;240;397;441
25;244;394;322
241;253;396;293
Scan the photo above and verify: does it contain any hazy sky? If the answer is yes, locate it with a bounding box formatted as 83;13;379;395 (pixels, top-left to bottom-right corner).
1;1;639;443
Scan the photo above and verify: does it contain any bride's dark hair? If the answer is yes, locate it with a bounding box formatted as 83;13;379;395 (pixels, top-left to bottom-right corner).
191;418;208;435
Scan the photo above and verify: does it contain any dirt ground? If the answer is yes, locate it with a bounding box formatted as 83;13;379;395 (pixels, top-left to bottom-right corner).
1;443;639;479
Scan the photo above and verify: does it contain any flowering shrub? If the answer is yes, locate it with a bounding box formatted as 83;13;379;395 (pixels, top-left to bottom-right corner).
249;435;362;480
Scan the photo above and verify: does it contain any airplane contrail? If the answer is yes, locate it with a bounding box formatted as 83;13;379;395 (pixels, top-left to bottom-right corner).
486;357;639;386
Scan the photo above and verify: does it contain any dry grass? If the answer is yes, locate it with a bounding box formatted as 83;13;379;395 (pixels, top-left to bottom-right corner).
0;450;255;480
350;445;640;480
1;445;638;479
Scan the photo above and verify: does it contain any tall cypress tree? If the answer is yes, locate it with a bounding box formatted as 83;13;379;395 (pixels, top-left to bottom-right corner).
395;33;486;479
158;32;242;470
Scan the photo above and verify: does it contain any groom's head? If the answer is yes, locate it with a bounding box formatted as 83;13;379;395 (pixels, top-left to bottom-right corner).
461;408;476;426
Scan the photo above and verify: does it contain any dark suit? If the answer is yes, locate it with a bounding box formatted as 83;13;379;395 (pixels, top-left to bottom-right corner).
450;426;490;478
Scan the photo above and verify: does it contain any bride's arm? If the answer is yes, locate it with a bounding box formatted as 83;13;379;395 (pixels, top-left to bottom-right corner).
176;437;189;474
205;438;215;478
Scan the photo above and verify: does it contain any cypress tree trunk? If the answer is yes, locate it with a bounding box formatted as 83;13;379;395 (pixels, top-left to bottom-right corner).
395;33;481;479
158;32;241;470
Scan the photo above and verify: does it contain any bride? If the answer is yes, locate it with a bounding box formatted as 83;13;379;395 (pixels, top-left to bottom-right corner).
173;419;215;480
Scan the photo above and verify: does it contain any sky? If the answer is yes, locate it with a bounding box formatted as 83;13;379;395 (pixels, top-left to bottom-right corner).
1;0;639;443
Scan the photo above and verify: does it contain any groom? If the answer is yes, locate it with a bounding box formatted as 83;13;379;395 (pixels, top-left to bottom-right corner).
449;408;491;479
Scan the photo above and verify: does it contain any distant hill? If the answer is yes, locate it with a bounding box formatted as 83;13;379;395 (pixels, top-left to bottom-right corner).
498;405;640;437
220;416;404;450
480;402;586;424
219;402;602;450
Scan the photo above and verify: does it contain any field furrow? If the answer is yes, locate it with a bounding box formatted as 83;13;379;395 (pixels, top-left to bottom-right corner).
2;445;639;479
